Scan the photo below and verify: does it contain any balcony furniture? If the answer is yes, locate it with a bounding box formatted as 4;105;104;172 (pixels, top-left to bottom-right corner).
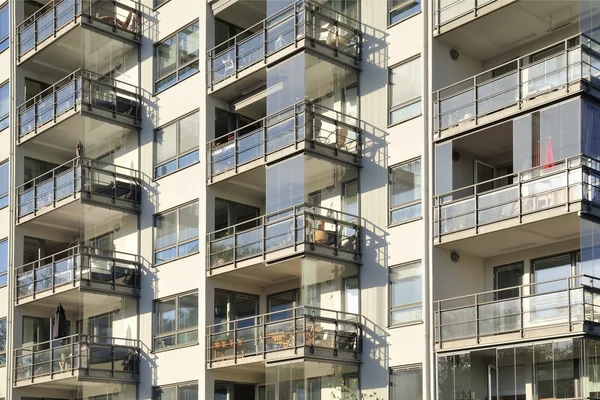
97;12;134;30
337;331;357;350
314;220;328;244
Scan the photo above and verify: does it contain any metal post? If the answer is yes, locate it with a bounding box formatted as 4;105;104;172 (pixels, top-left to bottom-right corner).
475;294;480;343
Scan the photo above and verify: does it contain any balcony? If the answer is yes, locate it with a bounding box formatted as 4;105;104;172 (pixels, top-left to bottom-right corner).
17;0;141;67
206;307;361;369
206;0;361;96
433;35;600;140
433;0;519;36
13;335;139;387
434;274;600;351
207;204;360;276
15;246;140;306
17;69;141;146
207;102;360;184
16;157;141;227
433;155;600;257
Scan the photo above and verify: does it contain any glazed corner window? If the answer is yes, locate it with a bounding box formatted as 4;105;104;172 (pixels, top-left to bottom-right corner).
391;365;423;400
154;202;199;264
390;260;422;325
389;56;422;124
0;318;5;365
155;21;200;92
154;292;199;350
0;161;7;209
155;111;199;178
390;0;421;24
389;159;421;224
0;82;8;131
153;382;199;400
0;5;7;53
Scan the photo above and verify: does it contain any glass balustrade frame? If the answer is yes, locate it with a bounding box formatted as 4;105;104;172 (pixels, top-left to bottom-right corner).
16;0;141;60
433;155;600;240
14;245;141;303
17;69;142;142
432;34;600;138
16;157;141;223
206;0;362;88
13;334;140;384
432;0;502;34
206;203;361;273
207;101;361;181
206;306;361;366
434;274;600;349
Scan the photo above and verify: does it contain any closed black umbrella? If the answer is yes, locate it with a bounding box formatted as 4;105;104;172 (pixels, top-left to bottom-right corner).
53;303;69;339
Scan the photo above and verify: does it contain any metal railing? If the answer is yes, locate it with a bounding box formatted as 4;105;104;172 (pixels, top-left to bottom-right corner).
17;69;141;139
207;0;361;87
17;0;141;57
433;35;600;136
14;334;140;383
434;155;600;238
206;306;361;365
207;204;360;271
207;101;361;179
434;274;600;347
432;0;499;32
15;245;140;301
16;157;141;220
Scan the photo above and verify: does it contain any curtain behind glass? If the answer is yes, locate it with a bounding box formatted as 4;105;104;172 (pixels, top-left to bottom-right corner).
266;54;305;115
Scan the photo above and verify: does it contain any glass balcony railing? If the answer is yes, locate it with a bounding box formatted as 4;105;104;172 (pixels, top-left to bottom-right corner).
207;102;360;179
434;155;600;238
17;69;141;140
15;246;140;301
207;204;360;272
433;0;500;32
434;275;600;348
207;306;361;365
207;0;361;87
17;0;140;58
433;35;600;137
14;335;140;383
16;157;141;221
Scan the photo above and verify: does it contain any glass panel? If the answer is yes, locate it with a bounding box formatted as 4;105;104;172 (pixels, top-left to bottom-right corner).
178;292;198;331
390;0;421;24
533;254;571;294
178;113;199;154
156;299;176;335
156;37;177;80
178;203;199;242
178;22;199;66
392;366;423;400
156;124;177;165
155;210;177;249
391;57;421;111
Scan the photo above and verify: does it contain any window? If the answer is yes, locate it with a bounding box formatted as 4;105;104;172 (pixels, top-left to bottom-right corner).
390;0;421;24
389;57;422;124
0;161;7;209
0;82;8;131
389;159;421;224
390;261;422;325
0;240;6;288
0;318;5;366
215;382;260;400
154;291;199;350
155;21;199;92
153;382;199;400
155;111;199;178
214;198;260;231
154;202;199;264
0;5;7;53
154;0;169;8
391;365;422;400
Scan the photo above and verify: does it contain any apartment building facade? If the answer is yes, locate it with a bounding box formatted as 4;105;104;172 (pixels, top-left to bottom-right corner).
0;0;598;399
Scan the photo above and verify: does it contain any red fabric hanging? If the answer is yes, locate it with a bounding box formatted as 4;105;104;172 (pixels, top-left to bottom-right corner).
544;137;555;168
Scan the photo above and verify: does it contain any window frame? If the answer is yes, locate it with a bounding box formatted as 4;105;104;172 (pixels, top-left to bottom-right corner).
0;160;8;209
0;318;5;366
153;291;199;351
154;20;200;93
389;0;421;26
0;80;8;132
388;56;422;126
0;4;8;54
389;260;423;327
152;381;199;400
153;201;200;265
153;0;170;10
389;157;422;226
154;109;200;179
0;239;6;289
390;364;423;400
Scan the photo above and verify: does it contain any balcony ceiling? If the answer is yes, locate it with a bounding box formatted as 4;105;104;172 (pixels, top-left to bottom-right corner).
18;290;123;314
452;121;512;159
213;0;266;30
437;0;599;61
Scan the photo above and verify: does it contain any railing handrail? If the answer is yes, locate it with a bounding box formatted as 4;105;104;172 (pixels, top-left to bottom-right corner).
434;273;600;311
432;0;496;29
17;156;140;193
432;33;597;102
206;305;360;332
16;68;140;112
16;0;141;33
206;202;359;240
433;154;597;204
14;244;140;274
207;100;360;149
207;0;360;57
14;334;140;353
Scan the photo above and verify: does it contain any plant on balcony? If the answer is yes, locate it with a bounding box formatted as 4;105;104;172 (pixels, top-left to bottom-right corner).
329;379;383;400
213;333;227;349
